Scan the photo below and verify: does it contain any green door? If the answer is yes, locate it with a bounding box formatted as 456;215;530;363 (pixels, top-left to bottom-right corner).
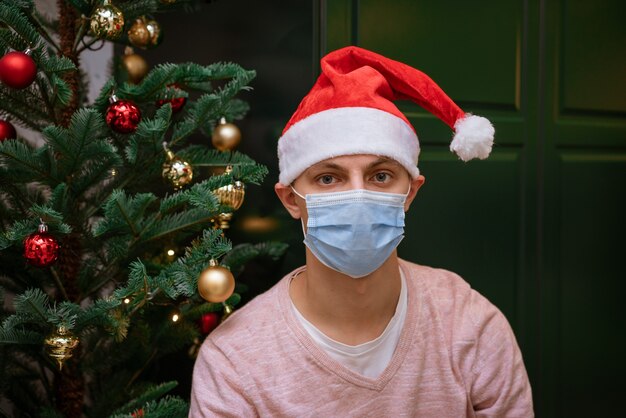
320;0;626;416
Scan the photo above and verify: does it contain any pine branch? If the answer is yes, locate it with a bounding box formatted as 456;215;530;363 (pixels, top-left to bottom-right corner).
110;396;188;418
140;208;218;243
164;229;232;297
0;87;54;130
74;298;122;332
42;108;111;180
47;301;79;330
0;204;70;249
124;104;172;164
112;260;151;300
0;140;60;185
93;190;158;237
0;2;41;48
222;242;289;275
112;381;178;416
13;288;50;323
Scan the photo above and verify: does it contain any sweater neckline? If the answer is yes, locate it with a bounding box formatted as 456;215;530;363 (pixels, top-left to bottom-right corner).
277;259;422;391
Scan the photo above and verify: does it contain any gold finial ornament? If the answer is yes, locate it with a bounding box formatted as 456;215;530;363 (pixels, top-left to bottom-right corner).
197;259;235;303
212;166;245;229
211;117;241;151
222;303;234;321
162;143;194;190
90;0;125;40
44;327;79;370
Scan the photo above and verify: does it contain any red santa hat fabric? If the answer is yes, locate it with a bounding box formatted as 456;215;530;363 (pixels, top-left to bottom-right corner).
277;46;495;185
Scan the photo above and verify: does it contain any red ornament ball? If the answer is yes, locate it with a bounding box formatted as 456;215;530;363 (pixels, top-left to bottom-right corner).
24;231;59;267
156;84;186;113
156;96;186;113
0;119;17;141
106;99;141;134
199;312;220;335
0;51;37;89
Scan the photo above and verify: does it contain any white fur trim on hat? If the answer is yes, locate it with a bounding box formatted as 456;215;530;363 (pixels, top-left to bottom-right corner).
277;107;420;185
450;114;495;161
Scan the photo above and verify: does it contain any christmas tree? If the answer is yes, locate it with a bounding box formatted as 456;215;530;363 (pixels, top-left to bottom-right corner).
0;0;287;416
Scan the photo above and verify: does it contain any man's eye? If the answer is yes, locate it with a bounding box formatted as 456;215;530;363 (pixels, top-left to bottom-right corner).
319;175;335;185
373;172;389;183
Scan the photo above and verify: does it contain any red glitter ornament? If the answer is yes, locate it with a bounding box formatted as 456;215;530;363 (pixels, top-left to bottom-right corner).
199;312;220;335
0;119;17;141
156;84;186;113
24;222;59;267
105;95;141;134
0;50;37;89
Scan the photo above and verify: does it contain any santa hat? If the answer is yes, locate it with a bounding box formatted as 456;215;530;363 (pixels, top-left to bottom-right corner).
277;46;494;185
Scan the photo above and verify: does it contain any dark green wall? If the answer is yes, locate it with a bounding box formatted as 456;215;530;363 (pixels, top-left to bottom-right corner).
147;1;626;414
320;0;626;416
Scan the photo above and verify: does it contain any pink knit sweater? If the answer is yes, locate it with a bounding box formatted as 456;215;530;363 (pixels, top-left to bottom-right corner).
190;260;533;417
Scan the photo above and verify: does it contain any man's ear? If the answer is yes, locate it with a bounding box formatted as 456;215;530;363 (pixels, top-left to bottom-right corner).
404;175;425;211
274;183;303;219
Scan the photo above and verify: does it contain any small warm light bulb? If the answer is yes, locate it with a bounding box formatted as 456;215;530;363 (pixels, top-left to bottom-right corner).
167;249;175;256
171;313;180;322
123;298;131;304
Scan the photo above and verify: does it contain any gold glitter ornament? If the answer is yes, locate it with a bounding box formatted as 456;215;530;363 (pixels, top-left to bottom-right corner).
160;0;177;4
122;47;149;84
145;18;163;47
44;326;79;370
90;0;125;40
162;143;193;189
211;117;241;151
127;17;151;49
212;165;245;229
197;259;235;303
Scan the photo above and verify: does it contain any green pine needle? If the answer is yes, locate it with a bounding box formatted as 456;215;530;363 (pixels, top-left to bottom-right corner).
112;381;179;416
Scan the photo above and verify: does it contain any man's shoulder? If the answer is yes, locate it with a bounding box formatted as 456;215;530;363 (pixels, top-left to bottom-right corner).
204;271;295;354
399;259;505;331
399;258;473;297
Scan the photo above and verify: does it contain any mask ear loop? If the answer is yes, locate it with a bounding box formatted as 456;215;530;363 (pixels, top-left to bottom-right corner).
290;186;306;200
290;186;308;237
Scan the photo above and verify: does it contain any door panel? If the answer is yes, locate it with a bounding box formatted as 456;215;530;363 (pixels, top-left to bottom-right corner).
321;0;626;416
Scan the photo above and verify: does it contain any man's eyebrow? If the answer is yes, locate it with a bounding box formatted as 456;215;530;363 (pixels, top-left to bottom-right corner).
366;157;402;169
307;161;346;172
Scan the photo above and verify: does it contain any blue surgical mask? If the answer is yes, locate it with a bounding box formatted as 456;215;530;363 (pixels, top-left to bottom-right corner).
291;187;408;278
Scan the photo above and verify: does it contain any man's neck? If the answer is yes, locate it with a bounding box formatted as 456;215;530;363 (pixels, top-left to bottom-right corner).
289;250;402;346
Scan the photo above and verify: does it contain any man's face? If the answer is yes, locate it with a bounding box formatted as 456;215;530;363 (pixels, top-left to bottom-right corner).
275;154;425;226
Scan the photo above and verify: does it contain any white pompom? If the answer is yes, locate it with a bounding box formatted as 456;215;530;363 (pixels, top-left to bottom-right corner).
450;114;495;161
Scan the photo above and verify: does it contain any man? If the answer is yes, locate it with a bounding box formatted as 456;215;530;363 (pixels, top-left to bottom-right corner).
190;46;533;417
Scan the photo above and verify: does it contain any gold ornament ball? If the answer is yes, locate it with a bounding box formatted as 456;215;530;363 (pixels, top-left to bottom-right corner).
214;180;246;211
128;18;151;49
212;118;241;151
122;51;149;84
160;0;177;4
197;261;235;303
162;150;193;189
145;19;163;47
44;327;79;370
90;1;125;40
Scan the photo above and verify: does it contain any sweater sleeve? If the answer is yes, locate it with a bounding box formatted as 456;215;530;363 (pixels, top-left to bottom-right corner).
467;293;534;418
189;338;257;418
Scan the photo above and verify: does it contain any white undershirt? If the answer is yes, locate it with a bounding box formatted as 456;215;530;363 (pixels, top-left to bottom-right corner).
291;269;407;378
